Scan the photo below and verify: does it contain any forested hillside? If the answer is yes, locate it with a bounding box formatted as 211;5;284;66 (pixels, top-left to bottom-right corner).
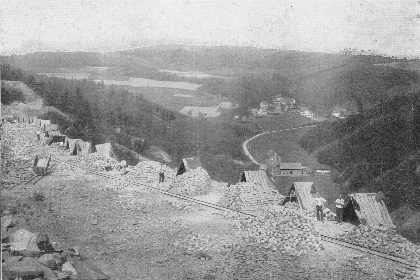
2;47;418;114
299;89;420;240
1;64;256;181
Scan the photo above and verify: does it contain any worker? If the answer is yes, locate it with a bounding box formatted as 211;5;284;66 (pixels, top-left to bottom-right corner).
290;187;297;203
335;194;345;224
313;193;326;222
159;164;165;183
120;160;127;175
36;130;41;141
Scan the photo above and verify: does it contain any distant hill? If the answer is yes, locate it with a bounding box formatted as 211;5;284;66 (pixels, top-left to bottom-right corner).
2;46;419;114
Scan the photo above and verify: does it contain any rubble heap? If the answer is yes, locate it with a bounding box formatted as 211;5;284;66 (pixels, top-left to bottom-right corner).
337;225;420;261
220;182;285;211
170;167;211;195
1;217;109;280
65;153;121;173
227;206;322;256
128;161;176;185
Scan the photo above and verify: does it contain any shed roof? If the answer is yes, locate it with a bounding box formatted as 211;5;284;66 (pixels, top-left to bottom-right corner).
293;182;317;210
182;157;202;171
349;193;395;228
242;170;270;188
95;143;114;158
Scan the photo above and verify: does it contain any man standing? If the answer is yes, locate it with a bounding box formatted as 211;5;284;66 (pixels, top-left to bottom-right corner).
159;164;165;183
335;194;345;224
313;193;326;222
36;130;41;141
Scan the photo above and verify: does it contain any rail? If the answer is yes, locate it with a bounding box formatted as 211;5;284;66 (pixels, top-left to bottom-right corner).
7;123;420;272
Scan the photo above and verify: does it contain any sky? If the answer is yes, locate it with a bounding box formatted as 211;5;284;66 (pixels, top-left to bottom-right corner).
1;0;419;57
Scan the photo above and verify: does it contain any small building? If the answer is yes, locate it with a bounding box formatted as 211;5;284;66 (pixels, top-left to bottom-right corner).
343;193;395;228
77;141;93;156
240;170;271;189
290;182;318;210
272;96;296;112
264;149;307;176
95;143;115;158
176;157;202;176
280;162;306;175
68;139;83;155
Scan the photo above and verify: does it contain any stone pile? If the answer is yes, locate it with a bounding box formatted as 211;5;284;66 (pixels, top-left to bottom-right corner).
170;167;211;195
1;217;109;280
128;160;176;185
227;206;322;256
220;182;285;211
65;153;121;174
337;225;420;261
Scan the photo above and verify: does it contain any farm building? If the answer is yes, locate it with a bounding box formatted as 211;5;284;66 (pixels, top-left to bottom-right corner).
240;170;271;189
343;193;395;228
176;157;202;176
264;150;307;176
289;182;318;210
95;143;115;158
280;162;307;175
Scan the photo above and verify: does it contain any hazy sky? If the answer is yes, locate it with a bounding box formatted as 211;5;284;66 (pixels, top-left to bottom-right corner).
1;0;419;57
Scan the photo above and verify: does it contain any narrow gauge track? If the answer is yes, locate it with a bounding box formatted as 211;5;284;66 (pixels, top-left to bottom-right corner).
50;155;420;271
10;126;420;272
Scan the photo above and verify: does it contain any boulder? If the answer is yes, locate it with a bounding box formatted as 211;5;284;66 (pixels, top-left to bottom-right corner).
38;253;58;269
2;257;57;280
10;228;41;256
61;261;78;276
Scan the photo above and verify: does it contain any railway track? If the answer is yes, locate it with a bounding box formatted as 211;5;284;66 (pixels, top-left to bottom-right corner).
50;155;420;272
10;126;420;274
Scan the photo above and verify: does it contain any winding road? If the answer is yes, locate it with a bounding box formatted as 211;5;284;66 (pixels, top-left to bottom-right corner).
242;124;318;166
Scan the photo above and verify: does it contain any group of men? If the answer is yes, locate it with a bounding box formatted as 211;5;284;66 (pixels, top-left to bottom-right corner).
288;189;346;224
312;194;345;223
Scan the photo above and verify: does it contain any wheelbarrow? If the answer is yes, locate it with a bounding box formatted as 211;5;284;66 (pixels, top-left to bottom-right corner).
26;155;53;185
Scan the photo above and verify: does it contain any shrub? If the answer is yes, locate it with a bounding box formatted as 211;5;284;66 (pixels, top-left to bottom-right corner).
33;191;45;202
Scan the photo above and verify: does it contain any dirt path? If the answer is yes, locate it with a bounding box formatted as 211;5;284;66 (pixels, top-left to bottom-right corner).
242;124;317;166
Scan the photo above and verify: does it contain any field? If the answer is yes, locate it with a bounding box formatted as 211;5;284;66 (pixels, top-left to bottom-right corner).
248;113;317;132
128;86;228;112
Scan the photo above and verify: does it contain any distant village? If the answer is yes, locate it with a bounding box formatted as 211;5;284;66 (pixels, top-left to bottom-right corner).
245;95;355;121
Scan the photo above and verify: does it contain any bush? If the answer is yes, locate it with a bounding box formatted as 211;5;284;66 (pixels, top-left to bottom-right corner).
33;191;45;202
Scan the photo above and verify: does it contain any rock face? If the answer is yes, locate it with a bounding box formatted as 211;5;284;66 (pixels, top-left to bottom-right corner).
171;167;211;195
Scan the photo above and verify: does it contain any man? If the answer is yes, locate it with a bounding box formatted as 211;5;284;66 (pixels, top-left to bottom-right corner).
335;194;345;224
159;164;165;183
313;193;326;222
120;160;128;175
36;130;41;141
290;188;297;203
